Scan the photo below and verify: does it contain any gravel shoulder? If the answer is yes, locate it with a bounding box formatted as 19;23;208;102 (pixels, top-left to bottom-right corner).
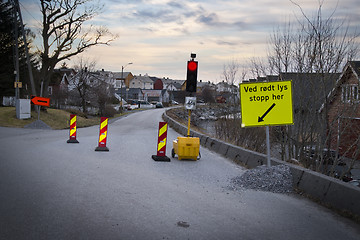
229;164;293;194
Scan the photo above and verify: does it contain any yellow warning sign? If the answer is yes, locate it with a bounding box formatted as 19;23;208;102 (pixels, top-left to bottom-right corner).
240;81;293;127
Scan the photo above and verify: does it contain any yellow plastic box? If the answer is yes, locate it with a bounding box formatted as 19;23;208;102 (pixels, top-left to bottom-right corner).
172;137;200;160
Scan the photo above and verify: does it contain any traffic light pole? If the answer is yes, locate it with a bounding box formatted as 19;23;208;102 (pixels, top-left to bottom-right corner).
187;109;191;137
186;53;197;137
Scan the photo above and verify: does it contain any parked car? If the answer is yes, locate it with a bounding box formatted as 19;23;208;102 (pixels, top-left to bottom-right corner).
138;100;155;109
349;179;360;187
155;102;163;108
125;99;139;110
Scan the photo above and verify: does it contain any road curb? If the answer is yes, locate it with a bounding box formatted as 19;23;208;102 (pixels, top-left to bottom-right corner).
163;110;360;219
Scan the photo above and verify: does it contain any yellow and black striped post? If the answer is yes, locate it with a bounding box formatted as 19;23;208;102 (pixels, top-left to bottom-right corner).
95;117;109;151
152;122;170;161
67;114;79;143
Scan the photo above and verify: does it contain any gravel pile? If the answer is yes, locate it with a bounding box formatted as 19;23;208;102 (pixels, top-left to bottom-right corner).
230;164;293;194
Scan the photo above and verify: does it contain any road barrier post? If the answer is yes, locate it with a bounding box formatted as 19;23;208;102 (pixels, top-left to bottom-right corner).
95;117;109;151
67;114;79;143
152;122;170;161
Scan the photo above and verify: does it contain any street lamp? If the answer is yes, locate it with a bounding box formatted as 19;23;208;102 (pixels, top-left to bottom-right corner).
121;62;133;81
120;62;133;108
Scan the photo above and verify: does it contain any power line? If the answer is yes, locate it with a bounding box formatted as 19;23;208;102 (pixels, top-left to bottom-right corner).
18;0;42;27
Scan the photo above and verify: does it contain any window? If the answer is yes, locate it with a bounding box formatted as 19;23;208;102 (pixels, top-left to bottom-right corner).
342;84;360;103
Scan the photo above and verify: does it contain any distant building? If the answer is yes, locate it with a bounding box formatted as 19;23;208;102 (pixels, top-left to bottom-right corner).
130;74;154;89
325;61;360;160
152;77;163;90
113;72;134;89
142;89;170;103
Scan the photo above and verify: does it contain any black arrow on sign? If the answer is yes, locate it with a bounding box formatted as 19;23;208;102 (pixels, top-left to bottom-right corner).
258;103;276;122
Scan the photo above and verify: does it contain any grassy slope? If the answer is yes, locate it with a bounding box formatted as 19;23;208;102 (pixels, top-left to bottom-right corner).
0;107;107;130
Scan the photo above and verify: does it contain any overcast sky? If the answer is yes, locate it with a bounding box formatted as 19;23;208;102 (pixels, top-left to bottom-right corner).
21;0;360;82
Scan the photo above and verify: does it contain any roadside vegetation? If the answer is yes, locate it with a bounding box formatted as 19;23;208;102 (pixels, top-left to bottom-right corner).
0;107;128;130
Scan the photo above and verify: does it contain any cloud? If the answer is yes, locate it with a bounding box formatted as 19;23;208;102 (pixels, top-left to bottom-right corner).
21;0;360;82
133;9;169;20
197;12;220;26
216;40;238;46
167;1;184;9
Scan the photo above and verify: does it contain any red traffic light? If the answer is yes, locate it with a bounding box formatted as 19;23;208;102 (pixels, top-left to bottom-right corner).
188;61;198;71
186;60;198;92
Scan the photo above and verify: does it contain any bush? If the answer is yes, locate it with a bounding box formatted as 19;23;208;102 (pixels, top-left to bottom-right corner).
102;105;117;118
215;118;266;153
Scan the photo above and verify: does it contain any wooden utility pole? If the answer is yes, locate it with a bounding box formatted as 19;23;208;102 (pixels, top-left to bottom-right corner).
10;0;37;97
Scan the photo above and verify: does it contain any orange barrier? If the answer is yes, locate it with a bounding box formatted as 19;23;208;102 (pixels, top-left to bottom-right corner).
152;122;170;161
95;117;109;151
67;114;79;143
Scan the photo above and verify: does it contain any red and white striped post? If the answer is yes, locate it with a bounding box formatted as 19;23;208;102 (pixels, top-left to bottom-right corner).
95;117;109;151
67;114;79;143
152;122;170;161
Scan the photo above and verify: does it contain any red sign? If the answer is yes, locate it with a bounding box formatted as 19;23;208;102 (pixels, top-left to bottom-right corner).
30;95;50;107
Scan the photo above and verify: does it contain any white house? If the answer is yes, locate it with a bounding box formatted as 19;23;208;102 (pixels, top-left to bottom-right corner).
130;74;154;89
162;78;184;91
113;72;133;89
216;81;233;92
142;89;170;103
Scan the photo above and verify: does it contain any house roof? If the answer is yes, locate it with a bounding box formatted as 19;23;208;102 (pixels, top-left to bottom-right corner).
115;88;143;95
162;78;185;87
149;76;161;82
348;61;360;79
322;61;360;111
50;68;76;86
142;89;162;97
131;75;153;83
279;72;339;112
113;72;132;79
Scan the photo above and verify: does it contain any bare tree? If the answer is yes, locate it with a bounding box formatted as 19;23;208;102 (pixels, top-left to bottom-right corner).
222;59;240;105
239;1;360;177
69;58;96;114
38;0;117;97
249;57;268;78
268;1;359;177
268;20;293;74
222;59;239;86
69;58;114;116
92;79;113;116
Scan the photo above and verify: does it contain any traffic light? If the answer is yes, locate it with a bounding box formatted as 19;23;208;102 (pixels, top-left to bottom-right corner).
186;60;198;92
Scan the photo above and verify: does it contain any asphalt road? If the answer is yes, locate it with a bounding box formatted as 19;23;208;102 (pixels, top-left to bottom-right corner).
1;108;360;240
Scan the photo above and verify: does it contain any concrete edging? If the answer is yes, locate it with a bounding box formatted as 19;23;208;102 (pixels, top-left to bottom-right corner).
162;110;360;218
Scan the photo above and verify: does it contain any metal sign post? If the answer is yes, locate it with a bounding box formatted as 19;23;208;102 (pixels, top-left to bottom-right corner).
185;97;196;137
38;81;43;120
266;125;271;167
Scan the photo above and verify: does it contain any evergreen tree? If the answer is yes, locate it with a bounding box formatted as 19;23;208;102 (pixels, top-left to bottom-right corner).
0;0;37;99
0;0;15;97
